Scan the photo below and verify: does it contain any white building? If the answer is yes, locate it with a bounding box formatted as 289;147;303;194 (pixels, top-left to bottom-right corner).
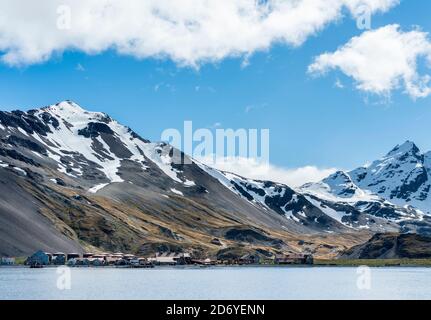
1;257;15;265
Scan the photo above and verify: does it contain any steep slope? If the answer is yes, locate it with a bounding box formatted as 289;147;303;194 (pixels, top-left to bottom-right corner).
340;233;431;259
0;170;83;256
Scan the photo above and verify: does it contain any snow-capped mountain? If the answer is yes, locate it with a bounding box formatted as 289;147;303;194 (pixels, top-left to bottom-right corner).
303;141;431;215
198;164;350;232
350;141;431;213
301;141;431;235
0;101;340;256
0;101;430;257
202;162;431;235
0;101;197;192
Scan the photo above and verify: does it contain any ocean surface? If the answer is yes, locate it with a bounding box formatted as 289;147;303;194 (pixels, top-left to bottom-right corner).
1;266;430;300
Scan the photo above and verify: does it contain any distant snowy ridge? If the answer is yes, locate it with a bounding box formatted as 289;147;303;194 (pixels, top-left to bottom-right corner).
302;141;431;216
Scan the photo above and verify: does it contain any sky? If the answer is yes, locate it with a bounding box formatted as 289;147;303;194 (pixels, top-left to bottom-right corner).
0;0;430;186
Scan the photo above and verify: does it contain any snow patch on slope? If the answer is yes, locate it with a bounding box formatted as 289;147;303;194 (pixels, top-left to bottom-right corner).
34;101;195;191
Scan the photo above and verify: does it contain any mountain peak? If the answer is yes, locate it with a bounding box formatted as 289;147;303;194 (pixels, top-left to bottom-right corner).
324;170;352;183
321;170;360;198
39;100;113;125
43;100;87;114
386;140;420;157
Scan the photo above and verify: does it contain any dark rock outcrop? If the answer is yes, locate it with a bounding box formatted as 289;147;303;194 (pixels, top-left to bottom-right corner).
340;233;431;259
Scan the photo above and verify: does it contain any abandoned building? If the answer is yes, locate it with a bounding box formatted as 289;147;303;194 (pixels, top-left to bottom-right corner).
274;254;314;265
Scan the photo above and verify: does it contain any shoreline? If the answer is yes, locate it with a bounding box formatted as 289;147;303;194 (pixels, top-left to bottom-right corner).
314;258;431;267
2;259;431;269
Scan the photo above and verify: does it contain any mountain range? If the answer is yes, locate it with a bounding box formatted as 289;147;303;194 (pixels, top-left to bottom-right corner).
1;101;430;259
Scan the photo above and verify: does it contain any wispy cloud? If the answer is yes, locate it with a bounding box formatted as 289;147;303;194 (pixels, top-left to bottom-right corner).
195;85;216;93
75;63;85;72
334;78;345;89
245;103;268;114
212;122;222;128
153;82;176;93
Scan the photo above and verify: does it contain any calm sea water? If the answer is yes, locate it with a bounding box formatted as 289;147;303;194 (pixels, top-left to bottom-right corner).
1;266;430;300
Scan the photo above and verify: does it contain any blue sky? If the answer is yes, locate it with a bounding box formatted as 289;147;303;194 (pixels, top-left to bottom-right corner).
0;0;430;183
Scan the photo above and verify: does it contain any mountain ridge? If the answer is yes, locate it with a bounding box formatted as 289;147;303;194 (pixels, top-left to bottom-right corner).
0;100;429;258
303;140;431;216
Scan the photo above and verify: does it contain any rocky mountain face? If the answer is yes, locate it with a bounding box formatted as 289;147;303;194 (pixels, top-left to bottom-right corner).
0;101;429;258
301;141;431;235
340;233;431;259
350;141;431;212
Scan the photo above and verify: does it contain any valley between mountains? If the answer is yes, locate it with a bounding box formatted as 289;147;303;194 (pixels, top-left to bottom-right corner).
1;101;431;259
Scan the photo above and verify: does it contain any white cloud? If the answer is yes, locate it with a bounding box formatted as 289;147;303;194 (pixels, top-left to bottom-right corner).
75;63;85;72
153;82;176;93
308;25;431;99
0;0;398;67
245;103;268;113
209;122;222;129
334;78;345;89
198;156;337;187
